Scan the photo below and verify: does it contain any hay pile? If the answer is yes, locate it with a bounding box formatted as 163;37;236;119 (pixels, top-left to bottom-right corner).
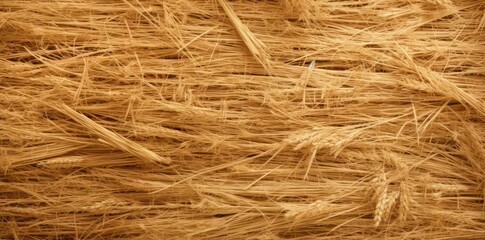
1;0;485;239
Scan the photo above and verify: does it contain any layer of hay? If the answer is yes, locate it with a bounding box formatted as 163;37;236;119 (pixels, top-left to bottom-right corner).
1;0;484;239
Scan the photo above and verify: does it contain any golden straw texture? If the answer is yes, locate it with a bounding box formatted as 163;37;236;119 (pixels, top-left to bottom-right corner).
1;0;484;239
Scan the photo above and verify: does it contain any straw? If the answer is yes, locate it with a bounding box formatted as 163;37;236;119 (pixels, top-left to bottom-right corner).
1;0;484;239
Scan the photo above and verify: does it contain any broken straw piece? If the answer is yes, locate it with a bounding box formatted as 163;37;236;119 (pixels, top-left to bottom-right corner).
218;0;271;72
53;103;171;164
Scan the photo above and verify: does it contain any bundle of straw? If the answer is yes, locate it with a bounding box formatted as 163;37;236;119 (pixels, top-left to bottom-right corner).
1;0;484;239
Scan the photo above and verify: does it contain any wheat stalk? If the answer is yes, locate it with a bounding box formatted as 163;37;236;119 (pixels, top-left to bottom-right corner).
82;199;131;213
398;181;412;223
429;183;469;192
373;172;388;227
286;127;361;157
37;156;86;169
383;191;400;222
284;200;329;220
3;207;45;216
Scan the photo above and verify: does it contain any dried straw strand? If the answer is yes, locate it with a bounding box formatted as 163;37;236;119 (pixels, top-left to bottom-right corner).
52;103;170;165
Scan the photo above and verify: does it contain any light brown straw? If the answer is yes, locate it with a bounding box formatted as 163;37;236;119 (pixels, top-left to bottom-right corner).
1;0;484;239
